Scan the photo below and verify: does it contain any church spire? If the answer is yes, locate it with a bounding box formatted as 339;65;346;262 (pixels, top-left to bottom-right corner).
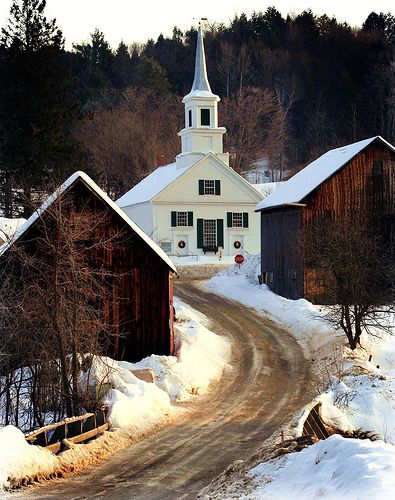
176;19;229;168
190;23;212;94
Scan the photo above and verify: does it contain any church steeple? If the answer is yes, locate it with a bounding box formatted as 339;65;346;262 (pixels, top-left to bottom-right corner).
176;21;229;168
191;24;212;94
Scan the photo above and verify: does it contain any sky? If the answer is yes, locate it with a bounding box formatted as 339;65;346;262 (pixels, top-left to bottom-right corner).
0;0;394;50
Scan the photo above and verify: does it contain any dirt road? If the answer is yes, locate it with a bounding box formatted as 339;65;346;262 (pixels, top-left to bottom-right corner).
21;281;311;499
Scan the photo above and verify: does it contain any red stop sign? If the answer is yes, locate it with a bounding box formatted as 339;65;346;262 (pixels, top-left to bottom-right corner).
234;254;244;265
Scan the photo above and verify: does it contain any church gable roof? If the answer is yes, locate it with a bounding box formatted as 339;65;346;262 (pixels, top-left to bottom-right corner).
256;136;395;212
117;153;263;207
0;171;176;272
116;161;193;207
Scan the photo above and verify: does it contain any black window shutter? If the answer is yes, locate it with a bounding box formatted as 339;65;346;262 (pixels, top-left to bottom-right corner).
188;211;193;226
197;219;203;248
171;211;177;227
217;219;224;247
227;212;232;227
215;179;221;195
243;212;249;228
198;179;204;195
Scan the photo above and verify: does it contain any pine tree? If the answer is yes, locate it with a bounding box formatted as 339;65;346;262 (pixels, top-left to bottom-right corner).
0;0;81;216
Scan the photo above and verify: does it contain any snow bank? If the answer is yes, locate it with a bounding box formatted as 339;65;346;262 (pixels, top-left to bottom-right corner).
204;256;395;499
98;359;173;431
206;255;336;355
315;342;395;444
245;434;395;500
0;299;231;490
0;425;57;489
120;297;231;401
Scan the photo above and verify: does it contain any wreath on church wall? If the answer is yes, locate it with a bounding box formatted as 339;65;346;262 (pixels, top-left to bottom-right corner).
178;240;186;249
234;240;241;249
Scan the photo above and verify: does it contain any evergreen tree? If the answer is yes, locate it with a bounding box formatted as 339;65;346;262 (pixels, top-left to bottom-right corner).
0;0;81;216
73;29;115;103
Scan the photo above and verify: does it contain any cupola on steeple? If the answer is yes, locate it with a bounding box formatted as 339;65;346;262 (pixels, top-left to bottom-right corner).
176;21;229;168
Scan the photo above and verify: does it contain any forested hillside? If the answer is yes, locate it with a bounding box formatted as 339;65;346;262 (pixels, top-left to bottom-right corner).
1;0;394;216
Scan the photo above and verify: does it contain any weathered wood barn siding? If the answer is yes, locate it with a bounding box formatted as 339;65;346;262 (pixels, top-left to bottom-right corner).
3;177;175;363
260;138;395;304
260;207;303;299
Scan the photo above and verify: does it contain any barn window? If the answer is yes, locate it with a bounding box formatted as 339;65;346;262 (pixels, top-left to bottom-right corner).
201;108;210;126
372;161;383;174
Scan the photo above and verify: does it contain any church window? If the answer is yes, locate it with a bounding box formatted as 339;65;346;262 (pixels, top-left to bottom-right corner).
198;179;221;195
232;212;243;227
201;108;210;126
176;211;188;226
188;109;192;127
159;241;172;253
227;212;249;228
203;180;215;194
171;211;193;227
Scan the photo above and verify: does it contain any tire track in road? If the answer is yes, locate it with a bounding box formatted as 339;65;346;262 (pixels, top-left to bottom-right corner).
21;281;311;500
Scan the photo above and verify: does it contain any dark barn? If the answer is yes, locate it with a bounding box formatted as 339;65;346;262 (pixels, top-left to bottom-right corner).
0;171;176;362
257;136;395;303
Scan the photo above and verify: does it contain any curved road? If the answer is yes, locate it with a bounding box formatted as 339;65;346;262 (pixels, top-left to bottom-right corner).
22;281;311;499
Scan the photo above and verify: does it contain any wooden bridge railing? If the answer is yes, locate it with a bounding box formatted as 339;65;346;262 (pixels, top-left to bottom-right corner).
25;408;109;453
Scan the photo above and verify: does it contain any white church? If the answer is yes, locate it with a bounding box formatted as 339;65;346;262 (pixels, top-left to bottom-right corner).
117;24;263;257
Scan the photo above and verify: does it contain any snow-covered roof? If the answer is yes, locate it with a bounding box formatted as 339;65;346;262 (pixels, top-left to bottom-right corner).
0;217;27;242
117;161;192;207
117;153;263;208
0;171;176;273
256;136;395;211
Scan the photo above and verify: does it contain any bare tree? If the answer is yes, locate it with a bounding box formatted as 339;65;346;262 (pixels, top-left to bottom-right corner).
0;193;126;430
221;86;278;172
304;215;395;349
263;89;297;181
75;87;182;199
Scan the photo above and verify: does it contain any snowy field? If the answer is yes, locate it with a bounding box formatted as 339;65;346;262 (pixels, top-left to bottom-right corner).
205;255;395;500
0;297;230;490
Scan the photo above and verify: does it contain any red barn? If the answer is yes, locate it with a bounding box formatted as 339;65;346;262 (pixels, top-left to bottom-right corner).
256;136;395;303
0;171;177;362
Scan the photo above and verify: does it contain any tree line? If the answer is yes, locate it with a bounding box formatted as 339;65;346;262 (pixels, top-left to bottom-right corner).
1;0;395;216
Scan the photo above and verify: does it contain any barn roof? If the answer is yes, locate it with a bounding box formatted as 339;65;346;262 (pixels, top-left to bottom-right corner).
256;136;395;212
0;171;177;272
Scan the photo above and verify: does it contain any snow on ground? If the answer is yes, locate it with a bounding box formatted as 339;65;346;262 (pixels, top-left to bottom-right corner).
244;435;395;500
171;254;235;266
0;299;230;490
126;296;231;401
205;255;395;499
0;426;58;490
205;254;339;356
